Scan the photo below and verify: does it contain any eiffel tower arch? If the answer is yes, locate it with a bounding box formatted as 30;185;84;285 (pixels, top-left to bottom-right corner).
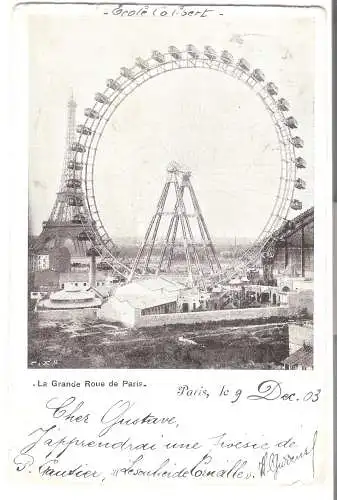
33;93;95;260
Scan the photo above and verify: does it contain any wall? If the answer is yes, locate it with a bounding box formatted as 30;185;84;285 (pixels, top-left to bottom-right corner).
267;207;314;281
277;276;314;291
135;306;289;328
38;308;98;321
63;282;88;291
33;270;60;292
99;297;138;326
49;247;71;273
288;290;314;316
36;254;50;271
142;301;177;316
303;220;314;279
288;323;313;354
272;218;314;279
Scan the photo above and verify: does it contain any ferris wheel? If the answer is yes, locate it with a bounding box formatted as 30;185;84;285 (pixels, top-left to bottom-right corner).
70;44;307;281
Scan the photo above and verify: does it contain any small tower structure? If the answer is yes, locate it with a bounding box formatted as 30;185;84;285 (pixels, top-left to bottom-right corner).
128;162;221;287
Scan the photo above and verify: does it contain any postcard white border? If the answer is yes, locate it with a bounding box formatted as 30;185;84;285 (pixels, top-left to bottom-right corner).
4;1;333;499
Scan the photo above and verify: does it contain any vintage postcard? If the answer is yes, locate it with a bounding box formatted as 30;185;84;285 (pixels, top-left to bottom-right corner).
6;1;333;498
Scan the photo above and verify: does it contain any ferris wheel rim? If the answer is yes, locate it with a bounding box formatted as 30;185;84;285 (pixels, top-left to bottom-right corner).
73;46;305;279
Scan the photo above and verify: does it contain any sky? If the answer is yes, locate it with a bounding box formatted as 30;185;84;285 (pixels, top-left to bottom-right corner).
28;9;316;242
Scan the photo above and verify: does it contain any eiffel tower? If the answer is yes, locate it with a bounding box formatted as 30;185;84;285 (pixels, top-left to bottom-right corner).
33;93;94;258
128;162;222;287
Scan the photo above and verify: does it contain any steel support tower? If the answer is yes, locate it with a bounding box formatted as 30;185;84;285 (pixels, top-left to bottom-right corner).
33;93;94;257
128;162;222;287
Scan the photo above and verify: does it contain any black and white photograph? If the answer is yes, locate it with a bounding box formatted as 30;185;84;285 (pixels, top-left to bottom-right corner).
28;6;315;370
4;1;334;497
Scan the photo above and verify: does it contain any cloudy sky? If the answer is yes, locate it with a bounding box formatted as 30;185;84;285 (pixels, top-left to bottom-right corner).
28;8;316;242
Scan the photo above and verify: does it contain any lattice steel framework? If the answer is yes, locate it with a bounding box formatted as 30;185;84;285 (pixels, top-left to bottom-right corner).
49;92;78;223
128;162;222;287
71;45;307;282
33;93;94;257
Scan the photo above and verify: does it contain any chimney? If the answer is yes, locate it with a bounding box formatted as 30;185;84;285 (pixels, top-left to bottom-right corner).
89;252;97;288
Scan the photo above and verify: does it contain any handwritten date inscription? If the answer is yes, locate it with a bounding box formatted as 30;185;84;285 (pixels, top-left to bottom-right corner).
13;390;319;485
177;379;321;404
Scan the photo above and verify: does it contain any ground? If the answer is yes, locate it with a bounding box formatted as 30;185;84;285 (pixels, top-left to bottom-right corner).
28;316;289;369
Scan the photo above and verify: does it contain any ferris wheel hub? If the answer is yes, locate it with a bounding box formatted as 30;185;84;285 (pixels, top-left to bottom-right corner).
166;161;191;176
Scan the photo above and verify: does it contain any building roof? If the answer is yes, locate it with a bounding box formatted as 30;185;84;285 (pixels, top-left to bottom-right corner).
294;206;314;222
93;285;116;298
128;294;176;310
113;291;177;310
283;345;313;368
39;288;102;309
38;296;102;309
228;278;242;285
115;277;185;297
268;206;314;244
113;277;184;310
50;289;96;301
136;277;186;292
